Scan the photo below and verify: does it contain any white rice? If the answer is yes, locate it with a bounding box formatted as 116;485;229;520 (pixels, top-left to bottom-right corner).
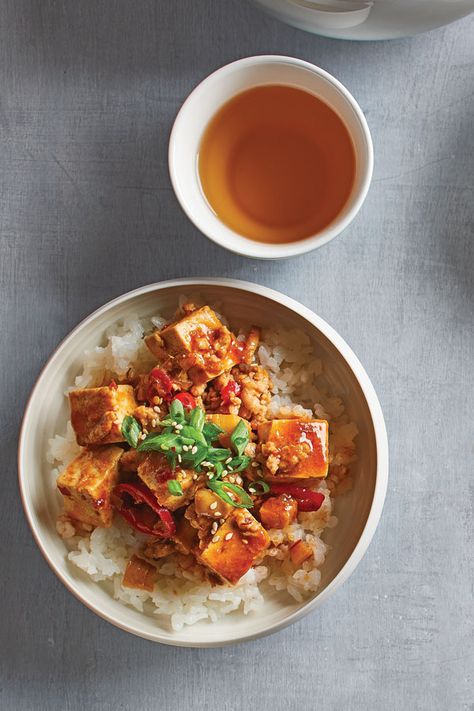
48;300;358;631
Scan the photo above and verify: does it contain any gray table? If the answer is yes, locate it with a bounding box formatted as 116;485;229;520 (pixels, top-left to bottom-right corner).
1;2;473;709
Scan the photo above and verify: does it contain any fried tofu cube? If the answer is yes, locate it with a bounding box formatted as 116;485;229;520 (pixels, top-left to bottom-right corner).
171;514;199;554
57;446;122;527
194;488;234;519
160;306;222;354
205;413;252;449
122;555;157;592
259;494;298;529
158;306;241;385
198;509;270;585
144;331;167;360
137;452;196;511
69;385;138;446
258;419;329;483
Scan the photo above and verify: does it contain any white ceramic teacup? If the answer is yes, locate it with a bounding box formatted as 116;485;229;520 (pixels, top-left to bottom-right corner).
169;55;373;259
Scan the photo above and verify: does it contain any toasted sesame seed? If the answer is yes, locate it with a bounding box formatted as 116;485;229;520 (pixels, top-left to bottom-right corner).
219;518;225;524
202;461;212;468
212;535;220;543
236;476;243;485
177;454;182;463
139;433;147;440
175;423;183;431
171;421;177;427
225;457;232;464
211;522;218;533
182;445;188;452
248;486;256;493
210;502;217;510
193;474;198;480
251;461;259;468
153;406;160;413
225;532;233;541
228;475;235;483
222;469;228;476
207;473;213;479
242;539;248;545
214;511;222;517
191;446;198;455
151;419;157;428
142;428;148;435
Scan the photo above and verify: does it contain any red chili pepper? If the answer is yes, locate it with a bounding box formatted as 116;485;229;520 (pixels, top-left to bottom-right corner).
147;367;173;403
113;483;176;537
171;392;197;410
269;484;325;512
220;380;241;404
109;379;118;390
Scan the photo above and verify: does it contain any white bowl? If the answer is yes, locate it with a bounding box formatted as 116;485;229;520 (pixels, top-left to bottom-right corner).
18;279;388;647
169;56;374;259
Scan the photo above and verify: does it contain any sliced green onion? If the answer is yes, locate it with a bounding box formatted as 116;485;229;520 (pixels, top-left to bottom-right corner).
121;415;142;449
169;398;185;422
202;421;225;443
188;407;205;432
208;480;253;508
227;455;251;473
247;480;270;495
167;479;184;496
180;425;207;445
230;420;249;456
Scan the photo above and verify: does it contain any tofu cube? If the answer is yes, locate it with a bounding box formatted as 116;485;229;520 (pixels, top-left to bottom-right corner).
198;509;270;585
69;385;138;446
194;488;234;519
159;306;241;385
171;514;199;555
57;445;122;527
137;452;196;511
258;419;329;483
259;494;298;529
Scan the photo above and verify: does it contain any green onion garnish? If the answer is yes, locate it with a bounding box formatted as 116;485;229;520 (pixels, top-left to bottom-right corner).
167;479;184;496
121;415;142;449
208;480;253;509
230;419;249;456
248;480;270;495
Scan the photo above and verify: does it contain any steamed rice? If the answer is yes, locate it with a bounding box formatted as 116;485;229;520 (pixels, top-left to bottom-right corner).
48;301;358;631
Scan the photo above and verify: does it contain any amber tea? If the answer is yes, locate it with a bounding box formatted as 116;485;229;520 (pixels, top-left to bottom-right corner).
198;84;356;244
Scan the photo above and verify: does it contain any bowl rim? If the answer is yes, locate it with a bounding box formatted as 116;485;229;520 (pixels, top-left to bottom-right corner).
168;54;374;260
18;277;388;647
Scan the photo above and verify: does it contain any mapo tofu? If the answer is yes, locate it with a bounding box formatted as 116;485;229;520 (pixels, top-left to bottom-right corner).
52;299;355;620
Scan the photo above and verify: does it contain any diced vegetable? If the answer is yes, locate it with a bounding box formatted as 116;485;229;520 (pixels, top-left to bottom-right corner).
289;540;313;566
123;555;157;592
259;494;298;529
172;392;197;410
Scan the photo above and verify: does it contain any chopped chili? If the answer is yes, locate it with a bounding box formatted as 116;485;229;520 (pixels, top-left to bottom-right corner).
220;380;241;404
171;392;197;410
113;482;176;537
269;483;325;512
147;367;173;403
109;379;118;390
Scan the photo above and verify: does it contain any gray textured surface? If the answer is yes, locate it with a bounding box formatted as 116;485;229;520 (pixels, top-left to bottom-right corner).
1;2;473;710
